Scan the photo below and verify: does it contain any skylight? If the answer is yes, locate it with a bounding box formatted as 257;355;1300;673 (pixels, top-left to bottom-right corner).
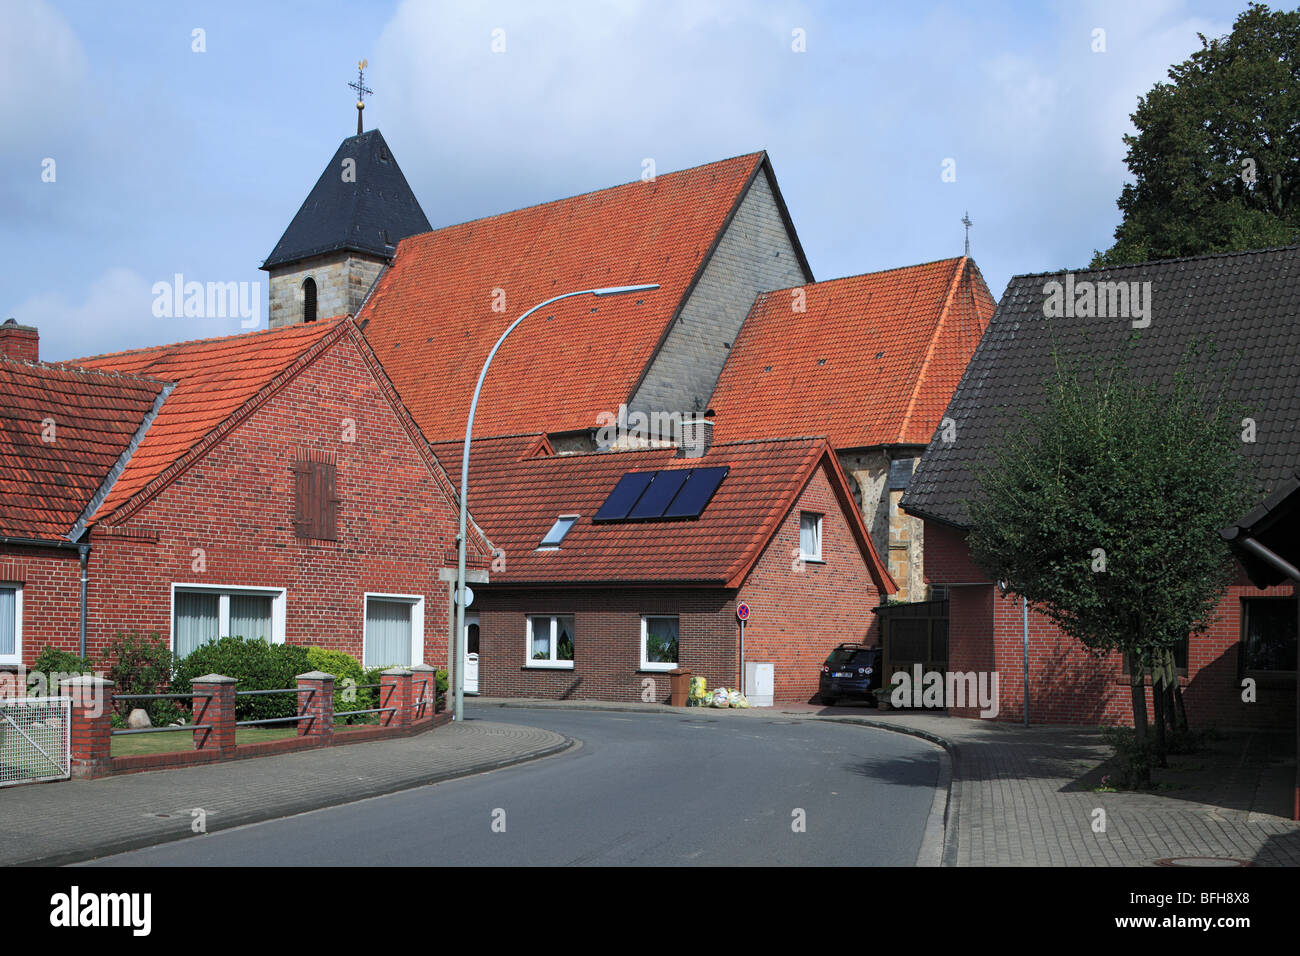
539;515;579;549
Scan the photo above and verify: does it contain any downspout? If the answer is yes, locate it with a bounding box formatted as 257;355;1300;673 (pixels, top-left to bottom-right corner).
78;544;90;659
1233;536;1300;821
1022;596;1030;727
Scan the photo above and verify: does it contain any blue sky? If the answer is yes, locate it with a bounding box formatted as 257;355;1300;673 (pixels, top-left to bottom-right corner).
2;0;1251;360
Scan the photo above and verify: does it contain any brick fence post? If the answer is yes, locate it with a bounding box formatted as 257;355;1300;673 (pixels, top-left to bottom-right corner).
59;675;114;778
381;668;413;728
409;664;436;722
191;674;237;754
296;671;335;739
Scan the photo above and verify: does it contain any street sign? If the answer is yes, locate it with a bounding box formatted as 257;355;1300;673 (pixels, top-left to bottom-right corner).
736;602;750;621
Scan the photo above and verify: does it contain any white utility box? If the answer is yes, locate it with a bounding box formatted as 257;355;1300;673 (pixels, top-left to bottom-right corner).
744;661;774;707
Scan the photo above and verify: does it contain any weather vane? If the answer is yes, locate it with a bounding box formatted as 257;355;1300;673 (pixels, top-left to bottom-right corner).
961;210;972;256
348;59;372;136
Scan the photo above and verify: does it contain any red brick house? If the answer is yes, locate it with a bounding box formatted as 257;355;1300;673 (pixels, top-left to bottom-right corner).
707;258;996;599
901;247;1300;729
429;433;895;704
0;318;488;676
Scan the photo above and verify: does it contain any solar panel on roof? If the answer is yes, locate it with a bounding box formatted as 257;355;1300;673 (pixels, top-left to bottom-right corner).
627;469;690;519
593;471;655;522
661;466;729;519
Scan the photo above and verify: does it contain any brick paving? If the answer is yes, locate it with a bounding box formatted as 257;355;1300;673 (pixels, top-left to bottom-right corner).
478;697;1300;866
0;720;569;866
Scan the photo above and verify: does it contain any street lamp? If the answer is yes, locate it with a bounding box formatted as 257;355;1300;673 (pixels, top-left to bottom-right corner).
452;283;659;721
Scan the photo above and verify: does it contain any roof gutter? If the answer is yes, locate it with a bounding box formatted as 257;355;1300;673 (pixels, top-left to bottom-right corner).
1235;535;1300;584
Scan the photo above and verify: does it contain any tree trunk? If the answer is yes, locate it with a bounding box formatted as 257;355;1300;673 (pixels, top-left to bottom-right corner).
1129;672;1151;788
1172;682;1189;734
1151;673;1168;768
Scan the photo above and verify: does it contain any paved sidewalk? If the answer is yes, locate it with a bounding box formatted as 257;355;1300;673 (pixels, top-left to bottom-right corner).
475;696;1300;866
0;720;570;867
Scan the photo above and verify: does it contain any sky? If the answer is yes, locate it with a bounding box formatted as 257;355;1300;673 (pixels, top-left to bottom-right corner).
1;0;1253;361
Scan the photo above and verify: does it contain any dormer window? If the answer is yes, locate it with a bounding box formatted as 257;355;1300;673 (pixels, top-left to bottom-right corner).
539;514;579;549
302;277;317;323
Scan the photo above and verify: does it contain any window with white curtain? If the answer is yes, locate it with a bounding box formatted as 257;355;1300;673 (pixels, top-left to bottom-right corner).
0;585;20;665
526;615;574;667
800;512;823;561
172;585;285;658
364;595;424;668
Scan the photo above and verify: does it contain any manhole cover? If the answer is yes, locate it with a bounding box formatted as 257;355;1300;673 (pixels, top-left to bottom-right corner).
1154;856;1253;867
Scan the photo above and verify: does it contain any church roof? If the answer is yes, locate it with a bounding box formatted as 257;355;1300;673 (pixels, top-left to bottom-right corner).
262;130;431;270
708;257;995;450
358;151;773;441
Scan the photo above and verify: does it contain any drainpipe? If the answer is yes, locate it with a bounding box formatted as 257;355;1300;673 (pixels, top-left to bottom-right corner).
1022;596;1030;727
78;544;90;659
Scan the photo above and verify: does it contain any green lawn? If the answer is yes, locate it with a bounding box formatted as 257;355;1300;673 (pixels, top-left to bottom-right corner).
111;726;299;757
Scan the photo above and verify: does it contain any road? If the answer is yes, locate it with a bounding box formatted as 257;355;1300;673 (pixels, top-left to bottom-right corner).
84;707;942;866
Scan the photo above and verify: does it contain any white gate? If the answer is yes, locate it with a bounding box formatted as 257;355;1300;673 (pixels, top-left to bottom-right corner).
0;696;71;786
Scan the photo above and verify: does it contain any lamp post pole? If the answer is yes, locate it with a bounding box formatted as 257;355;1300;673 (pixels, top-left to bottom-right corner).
453;283;659;721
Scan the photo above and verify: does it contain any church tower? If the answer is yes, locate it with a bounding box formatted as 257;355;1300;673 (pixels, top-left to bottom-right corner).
261;63;431;328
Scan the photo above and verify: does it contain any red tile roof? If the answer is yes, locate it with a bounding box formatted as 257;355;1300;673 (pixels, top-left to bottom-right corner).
67;320;346;520
0;359;166;540
708;257;996;449
428;436;894;591
359;152;768;441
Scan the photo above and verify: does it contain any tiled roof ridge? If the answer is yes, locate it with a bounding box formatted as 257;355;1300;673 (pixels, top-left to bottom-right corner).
1009;243;1300;282
3;356;171;388
754;255;969;297
98;319;354;525
896;257;969;441
65;316;346;366
404;152;766;242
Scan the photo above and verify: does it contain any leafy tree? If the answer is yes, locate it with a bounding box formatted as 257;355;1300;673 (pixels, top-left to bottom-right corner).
1093;3;1300;266
966;347;1256;783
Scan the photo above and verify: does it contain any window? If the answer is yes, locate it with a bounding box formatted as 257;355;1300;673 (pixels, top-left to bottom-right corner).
364;594;425;668
0;585;22;666
527;615;574;668
172;585;285;658
800;512;823;561
539;515;579;549
292;455;339;541
302;277;317;323
1241;597;1297;674
641;615;679;671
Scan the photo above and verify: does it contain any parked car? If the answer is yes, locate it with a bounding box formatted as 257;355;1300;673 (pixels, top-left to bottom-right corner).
818;643;882;706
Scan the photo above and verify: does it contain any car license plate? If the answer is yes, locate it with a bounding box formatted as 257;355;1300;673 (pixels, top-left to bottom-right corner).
833;671;851;678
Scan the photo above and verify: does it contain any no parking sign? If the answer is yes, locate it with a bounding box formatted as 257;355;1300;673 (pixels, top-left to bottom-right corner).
737;602;751;621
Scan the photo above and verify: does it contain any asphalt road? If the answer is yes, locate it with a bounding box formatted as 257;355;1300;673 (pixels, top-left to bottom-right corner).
84;707;941;866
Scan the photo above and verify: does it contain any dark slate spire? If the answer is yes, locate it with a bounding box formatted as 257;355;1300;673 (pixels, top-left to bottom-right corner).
261;129;431;270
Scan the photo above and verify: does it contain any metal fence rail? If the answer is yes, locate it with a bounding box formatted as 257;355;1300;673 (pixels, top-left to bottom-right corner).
0;696;71;786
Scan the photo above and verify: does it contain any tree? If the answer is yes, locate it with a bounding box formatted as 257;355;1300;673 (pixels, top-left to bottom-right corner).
966;347;1256;784
1093;3;1300;267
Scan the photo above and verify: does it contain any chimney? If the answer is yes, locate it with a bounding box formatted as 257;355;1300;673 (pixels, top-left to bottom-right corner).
0;319;38;362
679;410;715;459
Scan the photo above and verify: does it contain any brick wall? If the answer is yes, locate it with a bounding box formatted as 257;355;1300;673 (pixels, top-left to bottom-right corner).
16;333;465;670
0;546;83;675
739;459;883;701
474;586;737;703
924;517;1297;728
629;167;808;419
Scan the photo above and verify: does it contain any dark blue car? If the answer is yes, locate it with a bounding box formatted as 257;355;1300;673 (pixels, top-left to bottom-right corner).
818;643;882;706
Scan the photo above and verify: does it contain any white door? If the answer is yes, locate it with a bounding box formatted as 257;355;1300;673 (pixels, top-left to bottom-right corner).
464;612;480;695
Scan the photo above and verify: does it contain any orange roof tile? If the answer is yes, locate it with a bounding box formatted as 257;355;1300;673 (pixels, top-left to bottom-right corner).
66;320;346;519
708;258;995;449
0;360;166;540
428;436;894;591
359;153;767;441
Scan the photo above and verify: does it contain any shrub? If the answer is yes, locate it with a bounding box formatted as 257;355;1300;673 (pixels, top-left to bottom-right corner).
172;637;312;722
32;646;96;685
1100;726;1154;790
305;647;380;721
100;631;182;726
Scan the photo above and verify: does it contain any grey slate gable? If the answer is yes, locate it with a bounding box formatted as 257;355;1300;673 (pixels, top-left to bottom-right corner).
261;129;432;270
902;245;1300;529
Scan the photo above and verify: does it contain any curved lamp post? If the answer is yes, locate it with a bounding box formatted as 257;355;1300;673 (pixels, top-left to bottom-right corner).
453;283;659;720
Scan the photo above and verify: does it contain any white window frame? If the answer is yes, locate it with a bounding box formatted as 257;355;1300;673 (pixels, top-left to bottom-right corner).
363;592;425;668
538;514;580;550
640;615;680;672
170;583;287;656
0;583;22;667
800;512;824;562
525;614;575;669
